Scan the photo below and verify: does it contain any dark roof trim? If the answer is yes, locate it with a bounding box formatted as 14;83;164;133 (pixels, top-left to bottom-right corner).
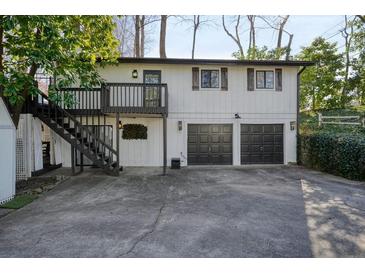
109;57;315;67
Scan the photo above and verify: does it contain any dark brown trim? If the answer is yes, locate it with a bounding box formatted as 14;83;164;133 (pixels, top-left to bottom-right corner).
105;57;315;67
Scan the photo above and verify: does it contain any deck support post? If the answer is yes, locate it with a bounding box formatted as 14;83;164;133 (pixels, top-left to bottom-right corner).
163;114;167;175
71;145;76;175
116;112;120;171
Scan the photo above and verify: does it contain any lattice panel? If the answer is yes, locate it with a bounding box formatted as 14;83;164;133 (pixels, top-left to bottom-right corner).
16;138;27;181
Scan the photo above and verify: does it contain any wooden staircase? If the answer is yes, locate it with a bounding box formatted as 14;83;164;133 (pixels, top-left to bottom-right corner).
31;92;119;176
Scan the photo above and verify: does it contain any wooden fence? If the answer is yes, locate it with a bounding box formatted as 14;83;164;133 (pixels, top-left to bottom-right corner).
318;113;365;127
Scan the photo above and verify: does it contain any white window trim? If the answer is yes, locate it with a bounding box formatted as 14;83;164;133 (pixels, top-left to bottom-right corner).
200;68;221;91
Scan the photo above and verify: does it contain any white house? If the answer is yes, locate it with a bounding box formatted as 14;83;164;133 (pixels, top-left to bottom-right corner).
43;57;312;173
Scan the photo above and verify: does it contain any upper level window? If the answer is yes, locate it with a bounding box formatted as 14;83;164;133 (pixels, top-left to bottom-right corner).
256;70;274;89
201;70;219;88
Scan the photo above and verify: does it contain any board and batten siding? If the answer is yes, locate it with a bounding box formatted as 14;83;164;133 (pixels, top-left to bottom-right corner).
97;64;298;118
57;63;298;167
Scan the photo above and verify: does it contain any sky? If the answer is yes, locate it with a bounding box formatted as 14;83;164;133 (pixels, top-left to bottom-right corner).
145;15;349;59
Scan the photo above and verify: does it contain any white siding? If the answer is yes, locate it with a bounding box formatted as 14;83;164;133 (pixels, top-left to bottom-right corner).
59;63;299;167
0;98;16;204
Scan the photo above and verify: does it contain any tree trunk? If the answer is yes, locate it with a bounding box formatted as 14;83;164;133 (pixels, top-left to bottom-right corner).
191;15;199;59
276;16;289;59
134;15;140;58
341;15;353;107
247;16;256;59
11;62;38;128
285;34;293;60
140;15;145;57
159;15;167;58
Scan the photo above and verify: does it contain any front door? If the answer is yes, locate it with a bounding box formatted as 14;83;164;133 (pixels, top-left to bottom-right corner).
143;70;161;107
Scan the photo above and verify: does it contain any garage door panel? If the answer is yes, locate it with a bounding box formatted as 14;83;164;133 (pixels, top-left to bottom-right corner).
263;145;274;153
263;125;275;133
251;145;262;153
274;135;283;143
241;125;250;133
222;144;232;153
241;124;283;164
241;144;249;153
223;125;232;133
188;124;232;165
273;153;284;163
199;144;209;153
211;135;220;143
211;144;220;153
199;135;209;143
263;135;274;143
222;134;232;143
251;125;262;133
251;134;263;143
211;126;220;133
199;125;209;133
188;135;197;143
241;134;250;144
188;144;197;153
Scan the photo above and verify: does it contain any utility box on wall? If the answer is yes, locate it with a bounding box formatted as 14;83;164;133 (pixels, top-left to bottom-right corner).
0;98;16;204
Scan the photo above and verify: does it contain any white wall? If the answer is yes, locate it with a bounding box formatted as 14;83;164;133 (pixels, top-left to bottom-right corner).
59;63;299;167
0;98;16;204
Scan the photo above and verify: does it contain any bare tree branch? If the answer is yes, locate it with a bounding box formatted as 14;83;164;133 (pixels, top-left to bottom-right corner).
222;15;244;57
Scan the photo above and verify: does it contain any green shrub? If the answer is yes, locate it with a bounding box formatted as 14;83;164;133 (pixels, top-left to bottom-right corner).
299;132;365;181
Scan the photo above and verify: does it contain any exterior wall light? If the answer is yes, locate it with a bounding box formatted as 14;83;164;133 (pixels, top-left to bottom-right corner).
118;121;123;129
132;69;138;79
178;121;183;131
234;113;241;119
290;121;296;131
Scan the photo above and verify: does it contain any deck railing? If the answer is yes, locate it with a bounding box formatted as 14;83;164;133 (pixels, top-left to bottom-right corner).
101;83;168;115
53;83;168;115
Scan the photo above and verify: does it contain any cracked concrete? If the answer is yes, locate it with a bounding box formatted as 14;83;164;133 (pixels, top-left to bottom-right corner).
0;166;365;257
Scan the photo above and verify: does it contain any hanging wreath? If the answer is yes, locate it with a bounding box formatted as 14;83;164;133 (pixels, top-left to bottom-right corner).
122;124;147;140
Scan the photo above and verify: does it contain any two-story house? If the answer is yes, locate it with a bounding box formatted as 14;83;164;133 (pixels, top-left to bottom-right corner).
30;57;313;175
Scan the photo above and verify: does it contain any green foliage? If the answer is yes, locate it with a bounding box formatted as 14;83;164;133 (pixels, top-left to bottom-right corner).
299;131;365;180
122;124;147;140
0;16;119;108
233;46;287;60
0;194;38;209
297;37;344;110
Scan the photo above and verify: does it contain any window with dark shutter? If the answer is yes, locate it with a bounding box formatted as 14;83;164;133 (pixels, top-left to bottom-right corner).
247;68;254;91
275;68;282;91
221;67;228;91
192;67;199;90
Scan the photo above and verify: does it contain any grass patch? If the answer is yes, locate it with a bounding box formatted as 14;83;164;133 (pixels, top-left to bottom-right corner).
0;195;38;209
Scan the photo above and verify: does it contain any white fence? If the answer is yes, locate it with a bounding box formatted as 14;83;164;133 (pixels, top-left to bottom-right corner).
0;98;16;204
318;113;365;127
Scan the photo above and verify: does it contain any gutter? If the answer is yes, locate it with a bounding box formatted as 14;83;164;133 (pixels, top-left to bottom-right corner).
296;66;307;164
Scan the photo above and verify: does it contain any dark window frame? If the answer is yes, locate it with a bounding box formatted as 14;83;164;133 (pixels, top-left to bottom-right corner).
255;70;275;90
200;69;220;89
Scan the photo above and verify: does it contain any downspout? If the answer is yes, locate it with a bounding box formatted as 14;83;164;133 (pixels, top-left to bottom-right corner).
296;66;306;164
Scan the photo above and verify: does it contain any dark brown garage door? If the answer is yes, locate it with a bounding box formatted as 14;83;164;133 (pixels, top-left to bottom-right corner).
241;124;283;164
188;124;232;165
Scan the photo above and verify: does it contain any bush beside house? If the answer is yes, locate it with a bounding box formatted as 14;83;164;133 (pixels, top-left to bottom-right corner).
299;109;365;181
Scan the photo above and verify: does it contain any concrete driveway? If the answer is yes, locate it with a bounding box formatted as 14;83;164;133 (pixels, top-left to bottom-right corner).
1;166;365;258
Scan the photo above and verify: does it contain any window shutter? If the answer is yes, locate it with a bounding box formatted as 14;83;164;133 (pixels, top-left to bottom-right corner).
192;67;199;90
221;67;228;91
247;68;254;91
275;68;282;91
